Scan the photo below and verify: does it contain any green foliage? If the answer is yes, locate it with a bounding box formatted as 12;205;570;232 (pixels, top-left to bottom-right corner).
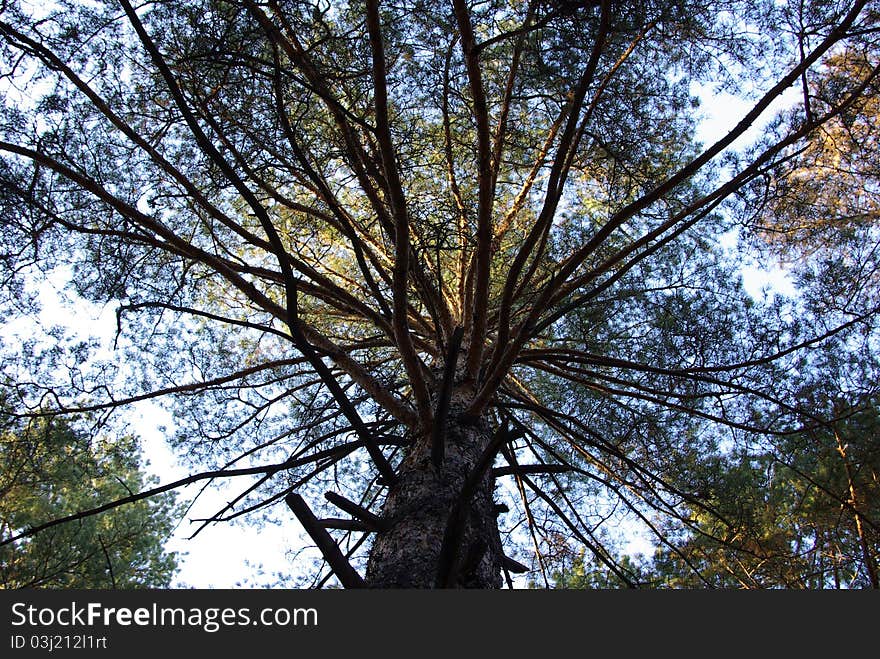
549;552;652;589
0;0;878;587
0;414;180;588
556;394;880;589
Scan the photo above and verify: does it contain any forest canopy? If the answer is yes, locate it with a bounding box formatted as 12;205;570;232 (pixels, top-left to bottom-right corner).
0;0;877;588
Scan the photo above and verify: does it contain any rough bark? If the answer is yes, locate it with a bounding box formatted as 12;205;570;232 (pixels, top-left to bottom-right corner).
365;391;503;588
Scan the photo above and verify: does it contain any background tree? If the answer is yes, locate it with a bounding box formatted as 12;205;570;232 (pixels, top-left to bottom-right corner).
0;0;877;587
548;347;880;590
0;410;180;588
553;392;880;588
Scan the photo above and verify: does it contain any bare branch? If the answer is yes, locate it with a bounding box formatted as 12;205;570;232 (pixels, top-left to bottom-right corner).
324;491;388;532
285;493;366;589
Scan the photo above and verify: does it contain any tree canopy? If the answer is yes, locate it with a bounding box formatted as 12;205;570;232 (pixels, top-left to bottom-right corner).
0;0;878;587
552;392;880;588
0;412;180;588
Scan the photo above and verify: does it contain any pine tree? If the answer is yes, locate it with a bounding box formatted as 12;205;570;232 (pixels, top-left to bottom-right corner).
0;413;179;588
1;0;877;587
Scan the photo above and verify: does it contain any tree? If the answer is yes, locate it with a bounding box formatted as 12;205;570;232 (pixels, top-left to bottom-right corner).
750;43;880;262
743;36;880;331
550;382;880;589
0;412;180;588
0;0;878;588
554;393;880;589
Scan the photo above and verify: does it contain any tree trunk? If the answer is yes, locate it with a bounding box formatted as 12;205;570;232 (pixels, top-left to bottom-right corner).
834;431;879;589
365;396;503;588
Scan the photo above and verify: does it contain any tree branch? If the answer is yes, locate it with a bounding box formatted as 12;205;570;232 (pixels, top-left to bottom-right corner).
285;493;366;588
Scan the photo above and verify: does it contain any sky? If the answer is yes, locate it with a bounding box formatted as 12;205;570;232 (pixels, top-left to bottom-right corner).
0;59;802;590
